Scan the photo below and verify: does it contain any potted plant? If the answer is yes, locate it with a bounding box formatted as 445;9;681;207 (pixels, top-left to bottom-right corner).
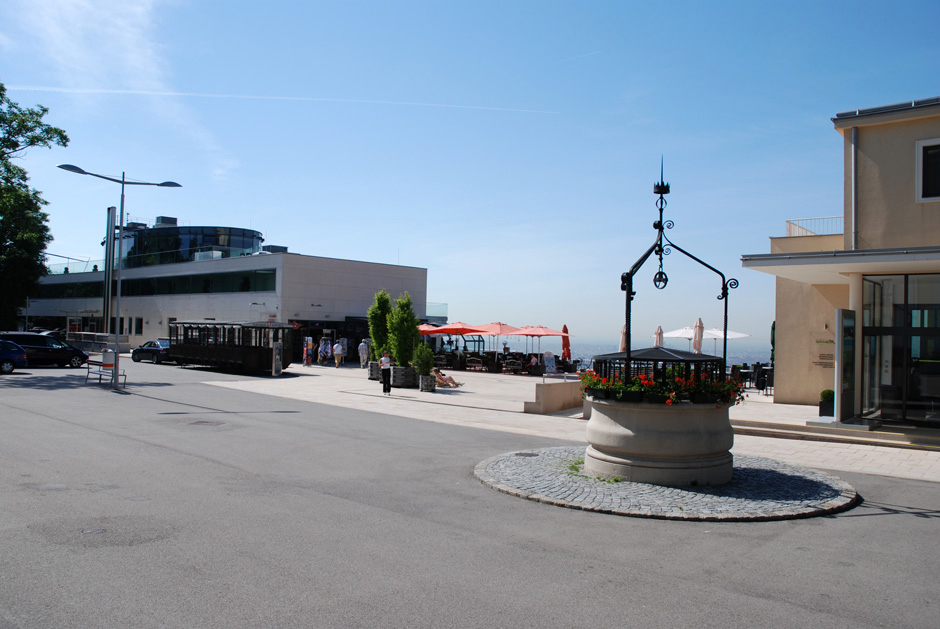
819;389;835;417
578;369;607;399
414;342;436;392
367;290;392;380
387;292;420;388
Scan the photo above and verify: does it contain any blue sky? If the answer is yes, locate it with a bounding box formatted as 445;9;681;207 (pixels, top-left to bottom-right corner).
2;0;938;354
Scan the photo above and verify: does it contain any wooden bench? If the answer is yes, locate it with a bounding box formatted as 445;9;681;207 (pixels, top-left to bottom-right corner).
85;359;127;387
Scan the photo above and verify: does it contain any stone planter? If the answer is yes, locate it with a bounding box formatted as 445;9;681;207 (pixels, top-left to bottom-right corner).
584;398;733;487
418;374;436;392
391;365;418;388
819;400;834;417
368;361;380;381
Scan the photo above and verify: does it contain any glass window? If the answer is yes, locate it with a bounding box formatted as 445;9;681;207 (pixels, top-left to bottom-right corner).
863;275;905;328
924;144;940;199
210;274;233;293
908;275;940;328
235;273;253;292
255;270;276;292
134;317;143;335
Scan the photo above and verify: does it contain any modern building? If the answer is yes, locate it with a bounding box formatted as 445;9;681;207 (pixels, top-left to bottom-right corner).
27;217;428;357
742;97;940;425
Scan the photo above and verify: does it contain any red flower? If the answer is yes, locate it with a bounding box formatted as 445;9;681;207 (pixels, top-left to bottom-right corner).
666;399;673;405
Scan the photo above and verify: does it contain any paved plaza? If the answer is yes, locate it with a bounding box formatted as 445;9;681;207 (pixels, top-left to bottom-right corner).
1;359;939;628
209;362;940;484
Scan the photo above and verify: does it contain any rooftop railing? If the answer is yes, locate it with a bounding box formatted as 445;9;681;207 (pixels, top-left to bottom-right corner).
785;216;843;237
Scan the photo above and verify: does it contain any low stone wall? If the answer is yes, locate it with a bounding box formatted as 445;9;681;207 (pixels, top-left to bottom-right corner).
523;381;582;415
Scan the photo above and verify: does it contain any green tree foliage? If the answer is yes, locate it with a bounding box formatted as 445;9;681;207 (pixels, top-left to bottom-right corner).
412;341;434;376
0;82;69;329
367;289;392;361
387;292;420;366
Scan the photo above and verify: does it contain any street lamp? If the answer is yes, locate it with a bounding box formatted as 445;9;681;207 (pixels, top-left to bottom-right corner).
58;164;181;389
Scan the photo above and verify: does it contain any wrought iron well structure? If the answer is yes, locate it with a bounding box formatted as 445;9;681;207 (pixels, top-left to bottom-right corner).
593;164;738;385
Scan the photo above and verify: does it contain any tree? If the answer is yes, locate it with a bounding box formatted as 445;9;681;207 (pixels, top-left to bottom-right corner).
387;292;420;367
0;82;69;330
367;289;392;361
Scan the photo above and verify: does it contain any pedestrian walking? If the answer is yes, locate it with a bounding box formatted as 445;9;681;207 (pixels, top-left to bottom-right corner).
379;350;393;395
333;340;344;368
358;339;369;368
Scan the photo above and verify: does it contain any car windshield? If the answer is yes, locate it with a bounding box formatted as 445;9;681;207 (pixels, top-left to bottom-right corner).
156;340;170;349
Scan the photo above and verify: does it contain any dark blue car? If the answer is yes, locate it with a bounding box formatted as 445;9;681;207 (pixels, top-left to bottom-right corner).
0;339;28;374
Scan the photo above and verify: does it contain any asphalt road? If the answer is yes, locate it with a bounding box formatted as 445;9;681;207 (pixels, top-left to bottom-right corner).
1;363;937;628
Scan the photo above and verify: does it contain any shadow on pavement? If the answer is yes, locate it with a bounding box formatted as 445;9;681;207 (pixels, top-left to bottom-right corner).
0;371;174;391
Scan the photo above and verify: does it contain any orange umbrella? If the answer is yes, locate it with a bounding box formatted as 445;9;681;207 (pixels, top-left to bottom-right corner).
515;325;570;355
561;324;571;360
418;324;442;335
473;322;523;351
514;325;569;337
474;322;522;336
424;321;487;335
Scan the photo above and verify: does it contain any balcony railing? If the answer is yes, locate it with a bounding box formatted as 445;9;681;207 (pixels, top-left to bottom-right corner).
785;216;843;237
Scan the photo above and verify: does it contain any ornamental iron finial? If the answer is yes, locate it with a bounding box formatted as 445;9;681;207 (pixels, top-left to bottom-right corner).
620;160;738;371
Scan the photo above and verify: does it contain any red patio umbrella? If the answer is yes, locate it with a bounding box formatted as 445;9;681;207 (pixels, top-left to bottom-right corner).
425;321;487;335
418;324;442;335
474;322;523;336
514;325;570;355
473;322;523;352
561;324;571;360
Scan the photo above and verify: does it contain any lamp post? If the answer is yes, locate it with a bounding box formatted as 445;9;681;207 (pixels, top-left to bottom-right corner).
58;164;181;389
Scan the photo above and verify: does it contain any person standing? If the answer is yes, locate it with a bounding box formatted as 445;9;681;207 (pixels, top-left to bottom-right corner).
333;340;344;368
379;350;393;395
358;339;369;368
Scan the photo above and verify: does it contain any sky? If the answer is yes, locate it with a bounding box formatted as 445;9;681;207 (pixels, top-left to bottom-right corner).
2;0;938;356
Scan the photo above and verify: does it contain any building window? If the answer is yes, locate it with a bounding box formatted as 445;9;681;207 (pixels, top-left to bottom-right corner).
915;138;940;202
134;317;143;335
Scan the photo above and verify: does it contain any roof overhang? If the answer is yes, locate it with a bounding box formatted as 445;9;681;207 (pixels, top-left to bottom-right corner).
741;246;940;285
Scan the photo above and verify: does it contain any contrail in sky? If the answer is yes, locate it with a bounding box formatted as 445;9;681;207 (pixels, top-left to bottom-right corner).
559;50;603;62
8;85;558;114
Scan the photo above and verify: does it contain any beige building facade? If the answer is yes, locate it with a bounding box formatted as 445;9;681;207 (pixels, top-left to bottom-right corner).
743;97;940;424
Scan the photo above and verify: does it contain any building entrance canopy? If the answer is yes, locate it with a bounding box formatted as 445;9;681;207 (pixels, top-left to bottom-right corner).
742;246;940;285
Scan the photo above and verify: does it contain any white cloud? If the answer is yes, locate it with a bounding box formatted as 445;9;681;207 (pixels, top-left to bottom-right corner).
9;0;237;177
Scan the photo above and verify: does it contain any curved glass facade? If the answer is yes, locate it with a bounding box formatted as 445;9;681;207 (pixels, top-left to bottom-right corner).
124;226;264;268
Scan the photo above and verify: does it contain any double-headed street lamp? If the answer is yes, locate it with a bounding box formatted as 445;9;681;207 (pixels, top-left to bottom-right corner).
58;164;182;389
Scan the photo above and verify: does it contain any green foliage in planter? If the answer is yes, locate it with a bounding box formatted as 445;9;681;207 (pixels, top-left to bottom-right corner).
367;289;392;361
820;389;835;402
413;342;434;376
387;292;420;367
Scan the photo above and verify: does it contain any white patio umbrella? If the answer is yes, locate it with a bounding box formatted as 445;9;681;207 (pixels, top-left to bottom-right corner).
619;324;627;352
663;325;712;351
704;327;750;354
653;325;664;348
692;318;705;355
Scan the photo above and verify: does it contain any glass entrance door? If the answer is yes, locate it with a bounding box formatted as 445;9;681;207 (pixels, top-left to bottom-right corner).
863;274;940;424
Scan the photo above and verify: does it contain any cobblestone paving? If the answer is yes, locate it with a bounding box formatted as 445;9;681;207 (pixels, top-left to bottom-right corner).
474;446;859;521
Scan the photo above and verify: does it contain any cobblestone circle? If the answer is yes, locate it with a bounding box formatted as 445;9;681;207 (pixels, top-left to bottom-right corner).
474;446;859;521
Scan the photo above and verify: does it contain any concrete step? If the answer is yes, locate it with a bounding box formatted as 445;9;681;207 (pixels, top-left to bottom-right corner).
731;419;940;451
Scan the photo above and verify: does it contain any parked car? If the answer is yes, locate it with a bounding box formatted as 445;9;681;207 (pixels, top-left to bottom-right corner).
131;339;173;364
0;332;88;367
0;340;28;374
